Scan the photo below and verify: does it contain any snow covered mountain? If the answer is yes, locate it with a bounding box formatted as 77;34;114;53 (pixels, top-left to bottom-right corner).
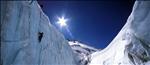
1;1;79;65
68;41;99;65
89;1;150;65
1;1;150;65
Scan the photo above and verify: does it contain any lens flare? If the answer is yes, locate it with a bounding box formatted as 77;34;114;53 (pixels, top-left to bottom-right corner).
57;16;68;27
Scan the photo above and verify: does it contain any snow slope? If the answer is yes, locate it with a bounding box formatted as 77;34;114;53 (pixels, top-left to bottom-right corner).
1;1;78;65
89;1;150;65
1;1;150;65
69;41;98;65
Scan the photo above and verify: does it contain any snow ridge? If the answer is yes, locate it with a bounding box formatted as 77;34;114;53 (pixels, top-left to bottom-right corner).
89;1;150;65
69;41;99;65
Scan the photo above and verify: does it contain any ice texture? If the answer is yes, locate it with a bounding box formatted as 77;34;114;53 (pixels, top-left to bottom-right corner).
89;1;150;65
1;1;78;65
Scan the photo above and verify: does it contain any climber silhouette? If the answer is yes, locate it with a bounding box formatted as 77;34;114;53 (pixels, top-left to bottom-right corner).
38;32;43;42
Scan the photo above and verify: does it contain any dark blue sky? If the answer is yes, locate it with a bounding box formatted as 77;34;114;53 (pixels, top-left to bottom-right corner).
38;0;135;49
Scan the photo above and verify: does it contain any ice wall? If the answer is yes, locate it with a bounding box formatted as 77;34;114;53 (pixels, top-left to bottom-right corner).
89;1;150;65
1;1;78;65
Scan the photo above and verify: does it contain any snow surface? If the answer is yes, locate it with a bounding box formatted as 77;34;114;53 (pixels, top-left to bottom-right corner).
89;1;150;65
1;1;150;65
68;41;99;65
1;1;79;65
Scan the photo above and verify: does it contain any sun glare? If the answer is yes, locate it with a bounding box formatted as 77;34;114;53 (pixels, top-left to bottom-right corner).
57;16;68;27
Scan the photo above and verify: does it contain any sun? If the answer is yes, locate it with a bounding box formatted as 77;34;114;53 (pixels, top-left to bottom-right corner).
57;16;68;27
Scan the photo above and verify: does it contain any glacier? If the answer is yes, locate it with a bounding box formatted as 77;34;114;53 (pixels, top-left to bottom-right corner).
1;1;79;65
1;1;150;65
89;1;150;65
68;41;98;65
